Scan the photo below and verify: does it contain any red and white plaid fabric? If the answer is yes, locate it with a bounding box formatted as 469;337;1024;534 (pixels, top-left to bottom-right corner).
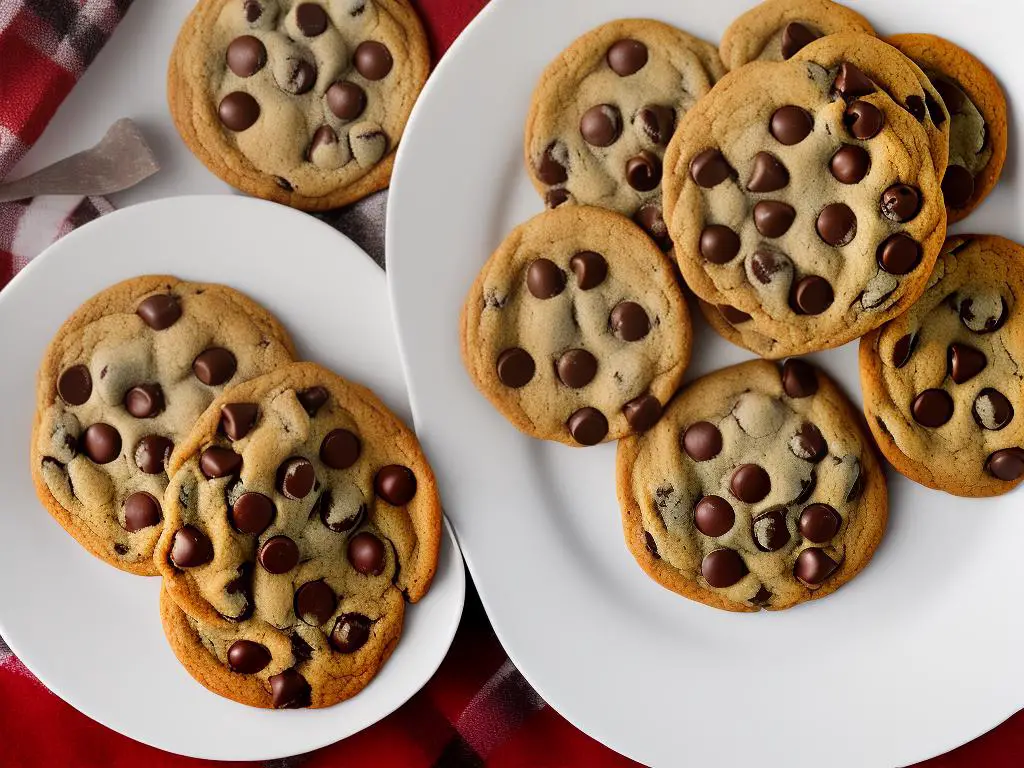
1;1;1023;766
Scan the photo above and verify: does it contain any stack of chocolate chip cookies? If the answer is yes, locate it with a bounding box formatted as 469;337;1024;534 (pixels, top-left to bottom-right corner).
461;0;1018;613
33;277;442;708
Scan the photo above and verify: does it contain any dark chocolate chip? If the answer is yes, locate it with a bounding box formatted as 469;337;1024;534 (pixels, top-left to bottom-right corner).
290;632;313;663
781;21;819;59
125;384;164;418
753;200;795;238
496;348;535;388
295;580;337;625
526;258;566;299
136;435;173;474
701;549;747;588
354;40;393;80
326;80;367;120
123;492;161;532
219;92;260;131
751;586;772;606
799;504;841;543
942;165;975;209
816;203;857;246
626;151;662;191
228;640;271;674
682;421;722;461
795;548;838;585
193;348;237;386
221;403;259;441
843;100;883;140
880;184;921;222
973;389;1014;431
295;2;328;36
375;465;417;505
283;59;316;95
912;389;954;427
244;0;262;22
960;296;1007;334
949;343;986;384
846;463;864;502
277;457;316;499
170;526;213;568
987;448;1024;481
270;669;311;708
83;423;121;464
566;407;608;446
752;507;790;552
297;386;329;415
319;493;365;533
746;152;789;192
694;495;734;537
904;94;926;121
830;144;870;184
610;302;650;341
259;535;300;574
623;394;662;431
690;149;734;188
137;294;181;330
546;188;570;208
580;105;622;147
537;143;568;185
226;35;266;77
607;39;648;76
321;429;361;469
877;234;922;275
58;365;92;405
637;104;675;145
781;358;818;398
348;531;386;575
750;249;788;284
700;225;740;264
644;531;660;558
275;176;295;191
200;446;242;479
792;422;827;462
792;276;834;315
719;304;752;324
569;251;607;289
556;349;597;389
731;464;771;503
834;62;874;99
770;105;813;145
893;334;916;368
225;563;254;621
925;91;946;125
330;613;371;653
633;204;672;251
230;492;275;535
934;77;965;113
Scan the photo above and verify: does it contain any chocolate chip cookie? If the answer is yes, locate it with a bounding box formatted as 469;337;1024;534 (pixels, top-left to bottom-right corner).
524;19;724;250
663;33;947;358
860;236;1024;497
888;34;1008;223
155;362;441;708
31;277;295;575
617;358;887;612
168;0;429;211
461;206;691;447
719;0;874;71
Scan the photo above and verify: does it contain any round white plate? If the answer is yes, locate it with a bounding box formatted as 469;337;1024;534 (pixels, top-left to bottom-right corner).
387;1;1024;766
0;196;465;761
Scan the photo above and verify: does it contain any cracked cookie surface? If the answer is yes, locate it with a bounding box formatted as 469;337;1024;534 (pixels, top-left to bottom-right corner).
155;362;441;708
617;358;887;612
860;235;1024;497
31;276;295;575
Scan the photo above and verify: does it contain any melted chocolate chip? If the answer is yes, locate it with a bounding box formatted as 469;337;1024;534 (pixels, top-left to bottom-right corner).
834;62;874;99
637;104;675;145
880;184;921;223
791;276;834;315
719;304;752;325
942;165;975;209
277;457;316;499
295;580;337;625
537;143;568;185
973;389;1014;431
905;95;926;121
634;205;672;250
295;3;328;36
752;508;790;552
794;548;839;585
297;386;329;416
200;446;242;479
987;448;1024;481
791;422;827;462
892;334;916;368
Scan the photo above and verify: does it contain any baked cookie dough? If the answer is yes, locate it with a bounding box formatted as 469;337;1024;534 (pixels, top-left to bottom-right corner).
860;235;1024;497
663;33;947;358
718;0;874;71
461;206;691;447
169;0;430;211
155;362;441;708
888;34;1008;222
617;358;887;612
524;19;724;250
31;276;295;575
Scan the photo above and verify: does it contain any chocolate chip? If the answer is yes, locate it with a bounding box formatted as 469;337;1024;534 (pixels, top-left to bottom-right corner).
752;508;790;552
791;422;827;462
701;549;747;588
295;2;327;36
782;359;818;398
170;526;213;568
925;91;946;125
318;493;365;533
934;77;965;114
960;296;1007;334
193;348;237;386
136;435;173;474
949;343;986;384
58;365;92;405
799;504;840;543
277;457;315;499
283;59;316;95
227;640;271;674
893;334;917;368
326;81;367;120
834;62;874;99
795;548;838;585
546;189;570;208
124;384;164;418
637;104;675;145
136;294;181;330
610;302;650;341
626;151;662;191
297;386;329;415
295;580;336;625
123;492;161;532
82;423;121;464
269;669;311;709
580;105;622;147
556;349;597;389
623;394;662;431
816;203;857;246
244;0;262;22
290;633;313;663
700;225;740;264
682;421;722;461
348;531;386;575
694;495;734;537
781;21;819;59
748;248;788;285
607;39;648;76
719;304;752;324
877;234;922;275
905;95;926;122
792;276;834;315
844;100;884;140
220;403;258;441
526;258;566;299
753;200;795;238
912;389;954;427
830;144;870;184
942;165;975;209
219;92;260;131
973;389;1014;431
644;531;660;558
730;464;771;503
746;152;789;192
259;535;299;574
496;348;535;388
200;446;242;479
330;613;371;653
566;407;608;446
537;143;568;185
770;105;813;146
375;465;417;505
225;563;254;621
751;586;772;606
569;251;607;289
634;205;672;251
881;184;921;222
230;492;275;535
846;463;863;502
987;448;1024;481
320;429;360;470
354;40;393;80
226;35;266;77
275;176;295;191
690;149;733;188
